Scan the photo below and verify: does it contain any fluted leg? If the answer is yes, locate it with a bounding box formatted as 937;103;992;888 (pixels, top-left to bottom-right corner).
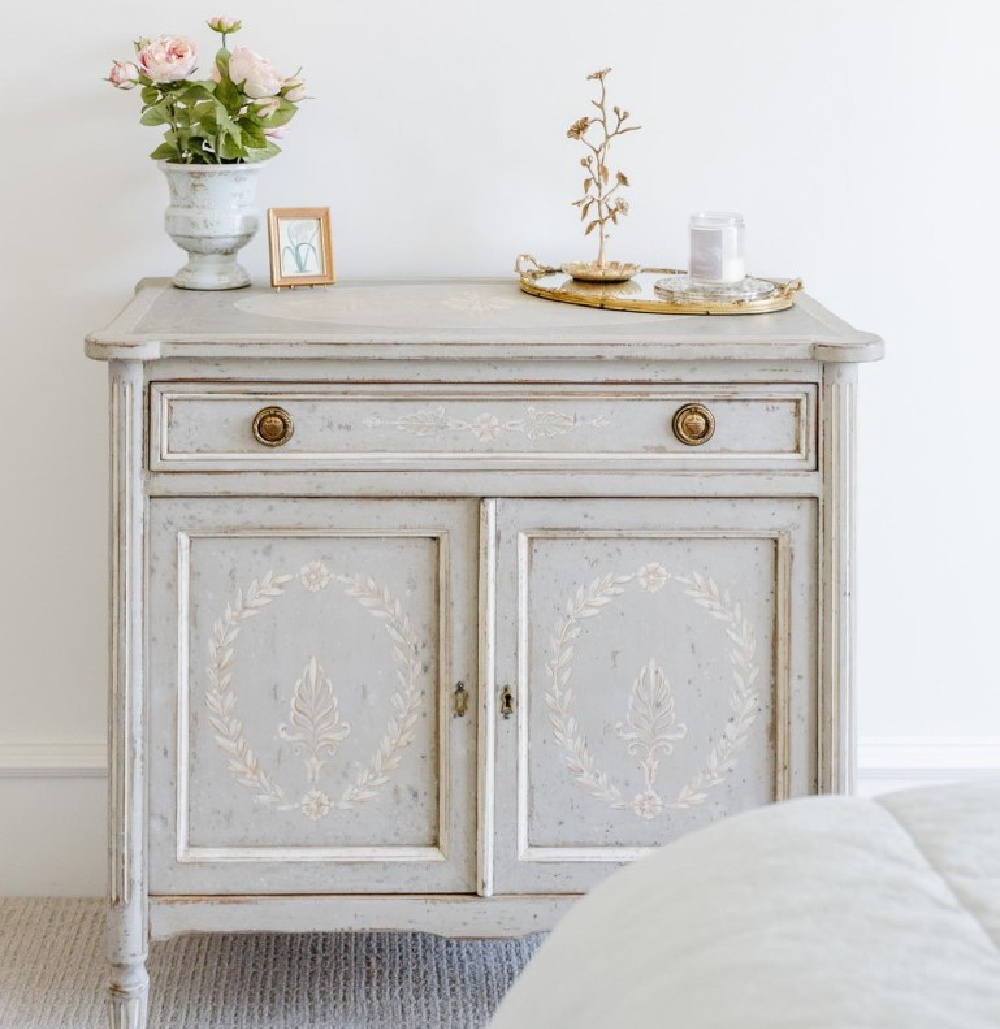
107;361;148;1029
820;363;858;794
109;961;149;1029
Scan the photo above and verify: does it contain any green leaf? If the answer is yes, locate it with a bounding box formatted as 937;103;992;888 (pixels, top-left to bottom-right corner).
260;99;297;128
215;71;241;115
218;136;247;161
192;100;218;129
141;86;159;105
215;102;242;143
177;82;216;105
244;140;281;162
149;142;179;160
239;122;266;148
140;106;168;126
186;133;211;154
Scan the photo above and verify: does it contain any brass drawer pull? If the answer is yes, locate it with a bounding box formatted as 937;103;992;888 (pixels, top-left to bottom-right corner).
252;406;295;448
672;403;715;446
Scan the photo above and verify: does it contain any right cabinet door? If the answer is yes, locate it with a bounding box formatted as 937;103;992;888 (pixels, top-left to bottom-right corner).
485;498;817;895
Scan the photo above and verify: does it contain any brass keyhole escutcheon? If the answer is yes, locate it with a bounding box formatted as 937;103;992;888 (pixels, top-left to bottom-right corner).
672;403;715;447
252;406;295;448
453;681;469;718
500;686;514;720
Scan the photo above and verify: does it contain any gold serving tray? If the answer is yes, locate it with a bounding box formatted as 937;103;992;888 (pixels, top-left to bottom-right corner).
515;254;802;315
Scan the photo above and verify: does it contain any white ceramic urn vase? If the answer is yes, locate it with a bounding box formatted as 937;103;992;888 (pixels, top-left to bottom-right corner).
160;162;263;290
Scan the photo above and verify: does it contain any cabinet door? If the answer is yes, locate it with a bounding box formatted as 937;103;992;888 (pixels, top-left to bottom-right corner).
148;498;477;895
484;498;816;895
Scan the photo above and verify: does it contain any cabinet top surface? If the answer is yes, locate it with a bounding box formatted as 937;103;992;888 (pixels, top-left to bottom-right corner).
85;277;883;364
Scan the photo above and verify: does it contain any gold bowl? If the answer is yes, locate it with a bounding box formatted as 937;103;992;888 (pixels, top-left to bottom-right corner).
564;260;640;284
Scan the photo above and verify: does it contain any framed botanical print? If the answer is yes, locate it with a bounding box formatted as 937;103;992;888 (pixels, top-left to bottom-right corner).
267;207;335;287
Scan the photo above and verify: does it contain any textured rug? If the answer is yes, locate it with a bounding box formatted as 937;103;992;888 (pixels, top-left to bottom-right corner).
0;899;542;1028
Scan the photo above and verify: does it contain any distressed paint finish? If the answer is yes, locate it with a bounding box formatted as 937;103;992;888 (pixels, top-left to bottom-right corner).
146;499;479;896
85;279;883;364
150;382;816;473
107;361;148;1029
160;164;262;291
486;498;814;894
88;279;880;1026
820;364;859;794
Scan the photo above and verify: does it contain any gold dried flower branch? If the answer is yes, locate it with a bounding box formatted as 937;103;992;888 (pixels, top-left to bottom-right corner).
567;68;641;269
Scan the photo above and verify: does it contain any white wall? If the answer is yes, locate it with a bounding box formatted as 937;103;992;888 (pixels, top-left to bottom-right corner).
2;0;998;894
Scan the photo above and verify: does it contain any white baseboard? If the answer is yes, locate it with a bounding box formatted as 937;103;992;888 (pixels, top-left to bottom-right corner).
854;736;1000;796
0;736;997;895
2;737;998;786
856;736;1000;777
0;742;106;779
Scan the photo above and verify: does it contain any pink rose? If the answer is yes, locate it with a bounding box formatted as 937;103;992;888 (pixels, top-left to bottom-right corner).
137;35;197;83
283;78;308;102
264;126;288;140
228;46;283;99
107;60;140;90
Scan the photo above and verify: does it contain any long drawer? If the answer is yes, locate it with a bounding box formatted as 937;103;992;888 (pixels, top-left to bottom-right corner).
149;382;817;472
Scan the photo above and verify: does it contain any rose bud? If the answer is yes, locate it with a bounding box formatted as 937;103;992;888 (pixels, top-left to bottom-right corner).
207;16;242;34
107;60;140;90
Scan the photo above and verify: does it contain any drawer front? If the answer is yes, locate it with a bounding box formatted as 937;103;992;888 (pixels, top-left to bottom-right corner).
150;383;817;472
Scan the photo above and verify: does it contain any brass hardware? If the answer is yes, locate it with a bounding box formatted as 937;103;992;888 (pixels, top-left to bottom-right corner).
500;685;514;720
517;262;802;315
252;406;295;448
672;403;715;447
453;681;468;718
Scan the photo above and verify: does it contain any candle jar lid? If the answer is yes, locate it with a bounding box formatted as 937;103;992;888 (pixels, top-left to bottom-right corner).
690;211;745;229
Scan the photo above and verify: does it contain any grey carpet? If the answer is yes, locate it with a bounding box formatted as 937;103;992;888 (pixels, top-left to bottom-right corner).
0;899;542;1028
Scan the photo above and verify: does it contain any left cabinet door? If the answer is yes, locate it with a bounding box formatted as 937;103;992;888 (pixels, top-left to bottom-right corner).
147;498;478;895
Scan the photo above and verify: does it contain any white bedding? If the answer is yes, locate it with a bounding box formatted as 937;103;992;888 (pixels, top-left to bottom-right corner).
489;781;1000;1028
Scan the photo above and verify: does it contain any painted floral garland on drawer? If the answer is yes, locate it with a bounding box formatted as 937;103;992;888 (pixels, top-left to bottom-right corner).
546;567;760;819
205;564;424;821
363;406;609;442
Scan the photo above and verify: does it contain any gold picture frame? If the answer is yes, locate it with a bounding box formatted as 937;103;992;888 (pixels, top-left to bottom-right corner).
267;207;335;288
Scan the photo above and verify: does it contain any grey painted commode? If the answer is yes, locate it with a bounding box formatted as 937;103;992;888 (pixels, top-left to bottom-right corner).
87;277;883;1028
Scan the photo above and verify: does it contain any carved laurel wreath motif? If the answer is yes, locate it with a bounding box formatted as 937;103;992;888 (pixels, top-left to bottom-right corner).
205;563;424;821
363;406;609;442
545;565;760;820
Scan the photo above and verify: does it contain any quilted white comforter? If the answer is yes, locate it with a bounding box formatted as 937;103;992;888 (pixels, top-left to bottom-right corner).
490;781;1000;1028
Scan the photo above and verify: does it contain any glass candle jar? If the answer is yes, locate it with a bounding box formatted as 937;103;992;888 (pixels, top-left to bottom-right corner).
689;212;746;284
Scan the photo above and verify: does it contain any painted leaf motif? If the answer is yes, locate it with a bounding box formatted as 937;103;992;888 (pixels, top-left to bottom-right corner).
279;656;352;783
374;408;449;437
525;408;577;440
615;658;688;766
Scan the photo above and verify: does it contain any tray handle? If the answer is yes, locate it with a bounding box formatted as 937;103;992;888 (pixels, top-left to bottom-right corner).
515;253;560;278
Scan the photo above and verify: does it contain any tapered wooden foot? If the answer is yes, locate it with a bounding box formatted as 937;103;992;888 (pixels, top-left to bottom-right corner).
108;962;149;1029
